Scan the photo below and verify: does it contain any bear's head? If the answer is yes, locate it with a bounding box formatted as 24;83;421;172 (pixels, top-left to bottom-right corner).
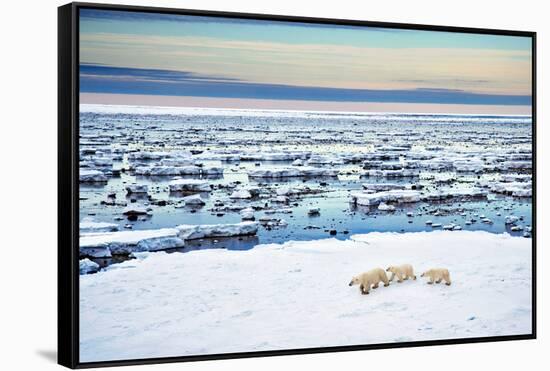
348;276;360;286
386;266;395;273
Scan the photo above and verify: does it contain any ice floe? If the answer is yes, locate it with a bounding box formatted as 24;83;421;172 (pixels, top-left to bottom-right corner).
248;167;339;178
177;221;259;240
79;169;107;183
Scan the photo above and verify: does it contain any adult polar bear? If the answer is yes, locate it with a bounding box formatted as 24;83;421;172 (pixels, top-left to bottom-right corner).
348;268;390;295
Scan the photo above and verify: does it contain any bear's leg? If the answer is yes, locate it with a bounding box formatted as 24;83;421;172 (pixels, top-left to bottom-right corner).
372;283;379;289
413;275;417;280
435;278;442;284
382;276;390;287
397;273;403;283
389;273;395;282
427;278;434;284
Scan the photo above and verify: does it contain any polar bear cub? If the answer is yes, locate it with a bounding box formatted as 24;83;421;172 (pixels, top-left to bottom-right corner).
421;268;451;285
349;268;390;295
386;264;416;282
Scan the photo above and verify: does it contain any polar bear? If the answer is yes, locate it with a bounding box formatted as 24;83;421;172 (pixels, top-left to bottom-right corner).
421;268;451;285
386;264;416;282
349;268;390;295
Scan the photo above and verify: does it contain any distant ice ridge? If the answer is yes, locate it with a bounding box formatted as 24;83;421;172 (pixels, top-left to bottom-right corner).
80;104;531;123
79;230;531;362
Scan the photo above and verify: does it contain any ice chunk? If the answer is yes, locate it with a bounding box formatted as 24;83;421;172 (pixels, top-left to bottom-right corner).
378;203;396;211
183;194;206;206
80;218;119;233
240;208;255;221
490;182;532;197
362;183;406;191
422;188;487;201
79;259;100;274
80;228;181;256
135;166;201;176
125;184;148;194
308;208;321;215
122;205;149;216
127;151;168;161
248;167;338;178
136;236;185;252
176;221;259;240
351;190;421;206
80;169;107;183
505;216;520;225
202;167;224;176
362;169;419;177
307;154;343;165
169;179;211;193
230;189;252;199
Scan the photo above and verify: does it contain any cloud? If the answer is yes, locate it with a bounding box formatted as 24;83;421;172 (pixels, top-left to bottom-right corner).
80;33;532;95
80;64;531;106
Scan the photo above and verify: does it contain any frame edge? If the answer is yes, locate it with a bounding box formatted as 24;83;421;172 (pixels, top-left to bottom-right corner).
58;2;79;369
66;2;537;368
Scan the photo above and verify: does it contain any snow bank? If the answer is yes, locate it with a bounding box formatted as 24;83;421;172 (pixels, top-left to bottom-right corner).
80;231;531;362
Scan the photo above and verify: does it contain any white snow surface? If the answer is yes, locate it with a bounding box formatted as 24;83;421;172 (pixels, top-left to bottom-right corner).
80;231;531;362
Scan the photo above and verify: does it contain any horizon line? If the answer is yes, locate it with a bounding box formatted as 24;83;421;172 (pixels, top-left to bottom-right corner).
80;93;532;116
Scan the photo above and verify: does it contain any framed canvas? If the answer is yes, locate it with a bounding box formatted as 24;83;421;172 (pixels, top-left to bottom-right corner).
58;2;536;368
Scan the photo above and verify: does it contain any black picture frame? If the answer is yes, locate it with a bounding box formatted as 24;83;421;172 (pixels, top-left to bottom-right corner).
58;2;537;368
